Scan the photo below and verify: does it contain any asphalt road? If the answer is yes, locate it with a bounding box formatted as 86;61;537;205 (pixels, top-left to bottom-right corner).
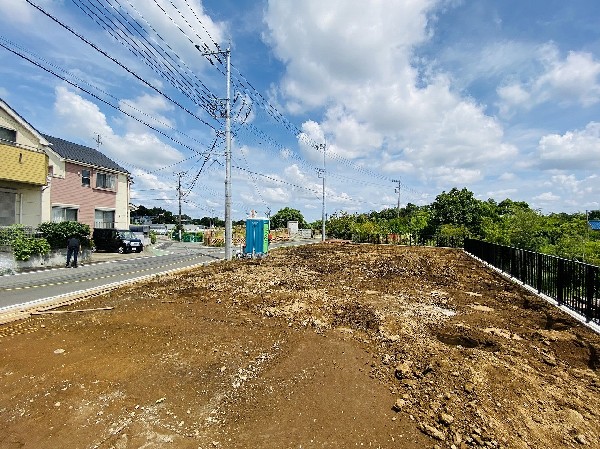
0;243;223;312
0;239;315;313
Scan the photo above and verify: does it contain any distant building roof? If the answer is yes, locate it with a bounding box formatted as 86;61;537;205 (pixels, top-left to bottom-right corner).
42;134;128;174
589;220;600;231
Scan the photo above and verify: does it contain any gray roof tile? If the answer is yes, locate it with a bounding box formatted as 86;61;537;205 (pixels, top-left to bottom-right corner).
42;134;129;174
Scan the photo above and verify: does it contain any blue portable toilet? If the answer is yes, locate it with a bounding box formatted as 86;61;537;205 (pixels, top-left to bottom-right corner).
245;219;270;255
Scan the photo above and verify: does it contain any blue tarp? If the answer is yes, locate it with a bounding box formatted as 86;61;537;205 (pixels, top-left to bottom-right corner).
589;220;600;231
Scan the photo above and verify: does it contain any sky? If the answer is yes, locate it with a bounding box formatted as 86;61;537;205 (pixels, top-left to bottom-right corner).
0;0;599;222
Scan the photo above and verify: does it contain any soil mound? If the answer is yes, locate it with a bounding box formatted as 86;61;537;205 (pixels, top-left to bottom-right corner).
1;244;598;448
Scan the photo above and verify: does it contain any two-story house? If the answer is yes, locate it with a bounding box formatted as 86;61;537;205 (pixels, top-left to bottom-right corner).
0;98;132;231
43;135;131;230
0;99;50;227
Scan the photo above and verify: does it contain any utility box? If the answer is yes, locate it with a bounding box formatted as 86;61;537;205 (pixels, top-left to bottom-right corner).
287;220;299;235
245;219;270;255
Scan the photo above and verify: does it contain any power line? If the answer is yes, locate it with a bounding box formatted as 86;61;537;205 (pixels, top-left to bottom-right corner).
105;0;218;103
73;0;217;113
23;0;424;213
0;36;218;153
24;0;217;131
0;39;212;157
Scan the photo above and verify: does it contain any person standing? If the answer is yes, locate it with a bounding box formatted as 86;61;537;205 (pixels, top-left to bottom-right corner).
66;235;81;268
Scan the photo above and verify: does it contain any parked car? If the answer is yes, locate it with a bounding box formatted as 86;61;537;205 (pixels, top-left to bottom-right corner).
93;228;144;253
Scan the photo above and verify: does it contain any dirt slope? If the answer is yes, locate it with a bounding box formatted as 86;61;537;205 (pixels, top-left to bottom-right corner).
0;243;598;449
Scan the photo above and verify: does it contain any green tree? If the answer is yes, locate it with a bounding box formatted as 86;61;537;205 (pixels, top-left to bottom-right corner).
386;217;409;234
496;199;531;216
196;216;224;228
587;210;600;220
270;207;307;229
428;188;484;237
352;220;382;243
503;208;545;251
408;207;430;239
325;212;355;239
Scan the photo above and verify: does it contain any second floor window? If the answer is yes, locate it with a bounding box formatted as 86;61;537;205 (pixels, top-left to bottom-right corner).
96;172;116;190
0;126;16;143
82;169;90;187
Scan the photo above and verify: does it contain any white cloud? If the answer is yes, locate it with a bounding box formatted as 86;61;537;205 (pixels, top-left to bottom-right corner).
260;186;290;203
440;40;539;88
550;173;597;197
321;106;383;158
537;122;600;170
265;0;517;184
498;172;516;181
486;188;517;199
119;94;175;132
53;86;183;171
430;166;483;185
0;0;50;24
54;86;113;140
497;83;530;114
126;0;227;68
536;51;600;106
497;45;600;114
533;192;560;202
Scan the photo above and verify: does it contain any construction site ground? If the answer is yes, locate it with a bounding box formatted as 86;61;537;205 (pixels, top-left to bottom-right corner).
0;243;599;449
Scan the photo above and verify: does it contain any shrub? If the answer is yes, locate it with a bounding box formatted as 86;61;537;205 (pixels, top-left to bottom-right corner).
0;224;27;246
0;225;51;261
12;236;51;261
37;221;91;249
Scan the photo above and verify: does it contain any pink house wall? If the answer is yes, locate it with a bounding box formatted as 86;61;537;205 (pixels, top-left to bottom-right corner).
50;162;117;229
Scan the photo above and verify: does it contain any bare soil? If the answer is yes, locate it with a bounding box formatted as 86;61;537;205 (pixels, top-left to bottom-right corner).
1;243;599;449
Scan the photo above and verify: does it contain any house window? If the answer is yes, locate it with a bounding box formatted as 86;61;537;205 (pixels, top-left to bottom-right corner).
52;206;78;222
82;169;91;187
0;190;17;226
95;209;115;229
0;126;17;144
96;172;116;190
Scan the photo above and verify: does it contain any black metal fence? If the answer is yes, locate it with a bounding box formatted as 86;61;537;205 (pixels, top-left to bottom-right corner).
352;233;464;248
464;239;600;325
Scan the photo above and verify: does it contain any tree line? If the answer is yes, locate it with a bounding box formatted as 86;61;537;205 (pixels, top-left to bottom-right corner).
316;188;600;265
132;188;600;265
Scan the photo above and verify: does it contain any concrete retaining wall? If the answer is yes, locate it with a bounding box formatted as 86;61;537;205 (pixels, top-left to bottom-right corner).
0;248;92;274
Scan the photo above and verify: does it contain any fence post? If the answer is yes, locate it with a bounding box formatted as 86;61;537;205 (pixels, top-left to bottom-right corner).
557;258;564;305
536;253;543;293
585;265;596;323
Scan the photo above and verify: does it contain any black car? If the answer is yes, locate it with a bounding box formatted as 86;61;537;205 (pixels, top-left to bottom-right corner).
92;228;144;253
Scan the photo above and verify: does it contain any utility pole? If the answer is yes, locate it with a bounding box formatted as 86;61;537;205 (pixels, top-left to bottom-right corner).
316;143;326;242
393;179;401;218
176;172;184;241
197;44;232;260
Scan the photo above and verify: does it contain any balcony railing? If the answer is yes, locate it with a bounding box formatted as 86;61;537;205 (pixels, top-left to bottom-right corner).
94;221;115;229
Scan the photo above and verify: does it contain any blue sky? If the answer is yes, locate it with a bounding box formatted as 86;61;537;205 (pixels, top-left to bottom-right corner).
1;0;599;222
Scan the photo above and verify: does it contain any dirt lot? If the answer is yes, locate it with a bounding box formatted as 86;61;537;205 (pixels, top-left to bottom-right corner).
1;243;599;449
